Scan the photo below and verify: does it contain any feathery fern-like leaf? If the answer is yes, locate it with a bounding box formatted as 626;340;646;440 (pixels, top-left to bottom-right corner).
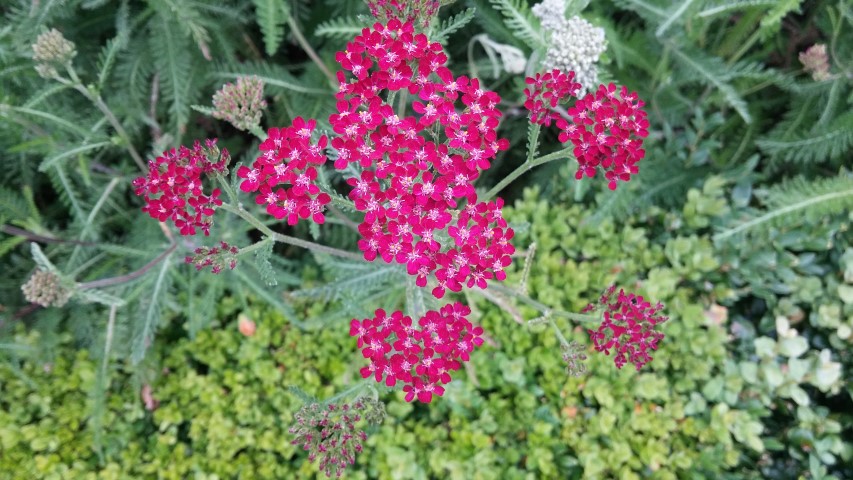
698;0;778;18
670;46;752;124
432;8;476;44
756;112;853;165
150;14;193;134
714;174;853;242
315;16;365;40
488;0;545;50
130;253;173;364
253;0;290;56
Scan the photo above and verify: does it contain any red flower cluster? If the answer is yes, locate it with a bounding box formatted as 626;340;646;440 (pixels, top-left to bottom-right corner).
365;0;441;26
237;118;331;225
523;69;581;126
133;139;228;236
585;287;668;370
332;19;514;298
556;83;649;190
184;241;239;274
350;302;483;403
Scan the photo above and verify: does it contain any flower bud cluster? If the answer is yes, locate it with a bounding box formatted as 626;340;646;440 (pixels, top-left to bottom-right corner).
556;83;649;190
350;302;483;403
365;0;441;27
332;19;514;298
289;397;386;478
561;340;588;377
21;269;73;308
799;44;831;81
32;28;77;78
238;118;332;225
184;241;239;273
133;139;228;236
212;76;267;132
585;286;668;370
532;1;606;94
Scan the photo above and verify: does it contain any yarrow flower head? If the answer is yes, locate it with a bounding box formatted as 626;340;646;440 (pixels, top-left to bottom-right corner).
289;397;386;478
585;286;668;370
350;302;483;403
799;44;831;81
185;241;239;273
332;19;514;298
133;138;228;236
212;76;267;131
523;69;581;126
556;82;649;190
32;28;77;78
237;118;331;225
21;269;73;308
365;0;442;27
532;1;606;94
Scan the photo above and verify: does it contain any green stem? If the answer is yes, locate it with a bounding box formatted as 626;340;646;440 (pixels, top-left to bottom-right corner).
237;237;273;257
218;203;363;261
249;125;267;141
64;67;146;171
324;378;372;405
287;16;336;87
489;283;600;324
481;146;573;202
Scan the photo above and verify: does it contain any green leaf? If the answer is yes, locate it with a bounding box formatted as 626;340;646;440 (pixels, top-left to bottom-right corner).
39;141;111;172
670;46;751;124
315;16;365;40
150;13;193;133
131;252;174;364
488;0;545;50
253;0;290;56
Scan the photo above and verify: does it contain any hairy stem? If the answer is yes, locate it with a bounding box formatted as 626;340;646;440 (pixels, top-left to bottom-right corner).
287;16;336;87
63;67;146;171
79;242;177;289
219;203;363;261
481;146;573;202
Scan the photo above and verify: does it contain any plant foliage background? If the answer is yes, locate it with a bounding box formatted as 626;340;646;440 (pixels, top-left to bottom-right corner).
1;0;852;478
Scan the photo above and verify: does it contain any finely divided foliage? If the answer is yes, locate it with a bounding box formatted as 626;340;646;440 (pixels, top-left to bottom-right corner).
1;0;851;477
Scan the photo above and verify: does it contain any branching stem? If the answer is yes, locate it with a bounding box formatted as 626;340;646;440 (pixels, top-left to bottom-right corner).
481;146;573;202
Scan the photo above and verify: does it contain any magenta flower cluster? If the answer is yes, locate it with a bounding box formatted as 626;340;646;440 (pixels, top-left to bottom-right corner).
523;69;581;126
556;83;650;190
332;19;514;299
350;302;483;403
132;139;227;236
585;286;668;370
237;117;332;225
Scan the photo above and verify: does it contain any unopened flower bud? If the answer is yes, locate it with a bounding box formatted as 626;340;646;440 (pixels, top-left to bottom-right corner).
212;76;267;131
238;313;256;337
32;29;76;78
21;269;73;308
799;44;831;81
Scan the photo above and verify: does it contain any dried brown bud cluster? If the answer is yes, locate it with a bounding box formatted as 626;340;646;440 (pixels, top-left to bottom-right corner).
21;269;72;308
799;44;831;81
289;396;386;478
212;76;267;132
32;28;76;78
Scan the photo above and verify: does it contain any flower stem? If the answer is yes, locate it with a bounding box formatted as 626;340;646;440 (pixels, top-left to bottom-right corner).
63;67;147;171
481;145;573;202
219;202;363;261
287;16;336;87
489;283;600;324
79;242;177;289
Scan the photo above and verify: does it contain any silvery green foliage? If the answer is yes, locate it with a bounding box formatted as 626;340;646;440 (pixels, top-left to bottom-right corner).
532;0;606;94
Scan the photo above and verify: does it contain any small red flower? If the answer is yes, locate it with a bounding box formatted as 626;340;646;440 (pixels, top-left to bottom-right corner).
586;287;668;370
523;69;581;126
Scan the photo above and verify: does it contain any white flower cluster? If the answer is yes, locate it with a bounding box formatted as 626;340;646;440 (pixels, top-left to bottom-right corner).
532;0;606;94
